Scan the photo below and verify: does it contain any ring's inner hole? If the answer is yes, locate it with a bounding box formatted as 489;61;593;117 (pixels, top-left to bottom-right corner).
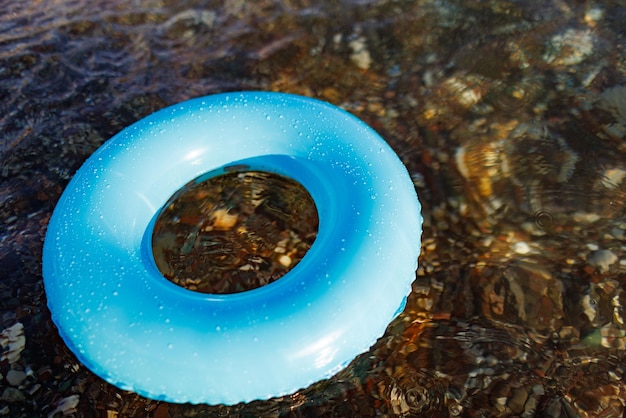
152;170;319;294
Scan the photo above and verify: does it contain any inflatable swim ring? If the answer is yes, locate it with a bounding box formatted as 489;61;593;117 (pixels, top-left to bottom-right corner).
43;92;422;404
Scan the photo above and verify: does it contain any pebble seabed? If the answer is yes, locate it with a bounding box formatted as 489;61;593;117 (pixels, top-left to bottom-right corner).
2;0;626;416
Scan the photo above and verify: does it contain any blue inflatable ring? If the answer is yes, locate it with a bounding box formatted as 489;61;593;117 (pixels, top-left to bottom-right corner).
43;92;422;404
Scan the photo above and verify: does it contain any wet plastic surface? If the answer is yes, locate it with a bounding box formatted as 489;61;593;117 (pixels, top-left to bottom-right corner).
42;92;422;404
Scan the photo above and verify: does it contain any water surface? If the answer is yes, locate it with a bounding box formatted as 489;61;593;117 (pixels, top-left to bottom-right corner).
1;0;625;416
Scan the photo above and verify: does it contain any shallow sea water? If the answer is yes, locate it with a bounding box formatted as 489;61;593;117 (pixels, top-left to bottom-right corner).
1;0;626;416
152;171;319;294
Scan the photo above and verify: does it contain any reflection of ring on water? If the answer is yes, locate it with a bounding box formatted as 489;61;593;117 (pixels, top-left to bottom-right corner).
43;92;422;405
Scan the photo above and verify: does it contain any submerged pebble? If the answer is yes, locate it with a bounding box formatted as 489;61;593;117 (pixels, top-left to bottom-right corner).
588;249;618;272
5;369;26;386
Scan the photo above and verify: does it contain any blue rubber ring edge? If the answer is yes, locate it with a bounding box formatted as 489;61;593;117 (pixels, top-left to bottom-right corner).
42;91;422;405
